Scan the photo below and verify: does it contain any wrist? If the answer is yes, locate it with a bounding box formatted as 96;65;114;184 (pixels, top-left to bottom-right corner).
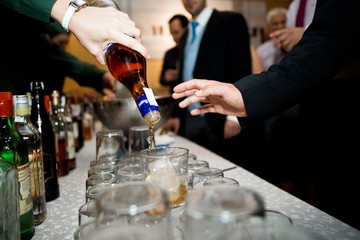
61;0;88;32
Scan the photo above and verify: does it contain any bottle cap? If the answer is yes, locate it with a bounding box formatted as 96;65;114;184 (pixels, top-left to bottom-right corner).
0;92;14;117
13;95;30;115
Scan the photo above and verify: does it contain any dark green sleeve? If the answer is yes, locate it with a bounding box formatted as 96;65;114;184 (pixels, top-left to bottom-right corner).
0;0;54;23
48;45;106;91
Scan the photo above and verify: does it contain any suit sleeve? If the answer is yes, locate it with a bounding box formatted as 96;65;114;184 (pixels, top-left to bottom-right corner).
234;0;360;122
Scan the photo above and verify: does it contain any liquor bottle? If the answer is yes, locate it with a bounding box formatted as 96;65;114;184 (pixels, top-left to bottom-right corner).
60;94;76;170
13;95;47;225
82;98;93;141
0;92;35;240
67;94;84;151
50;90;69;176
0;93;21;240
104;43;161;126
30;82;60;202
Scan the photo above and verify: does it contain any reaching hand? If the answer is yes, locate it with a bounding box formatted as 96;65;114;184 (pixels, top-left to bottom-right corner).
160;117;180;135
172;79;247;117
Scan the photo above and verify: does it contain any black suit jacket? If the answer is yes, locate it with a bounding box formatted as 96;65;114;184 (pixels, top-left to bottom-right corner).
172;9;252;139
159;46;180;88
235;0;360;123
234;0;360;228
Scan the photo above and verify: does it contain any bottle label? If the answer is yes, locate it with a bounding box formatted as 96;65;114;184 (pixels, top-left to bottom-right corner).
30;148;45;197
17;163;33;215
136;89;160;118
66;130;76;159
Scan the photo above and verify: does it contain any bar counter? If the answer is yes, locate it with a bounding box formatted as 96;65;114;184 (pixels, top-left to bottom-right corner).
33;135;360;240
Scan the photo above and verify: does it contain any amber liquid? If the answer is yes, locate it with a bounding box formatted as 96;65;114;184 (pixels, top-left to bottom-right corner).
169;183;188;207
147;123;155;154
105;43;161;125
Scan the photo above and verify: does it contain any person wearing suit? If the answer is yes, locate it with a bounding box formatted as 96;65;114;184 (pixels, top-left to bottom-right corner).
159;14;189;92
161;0;266;172
171;0;360;229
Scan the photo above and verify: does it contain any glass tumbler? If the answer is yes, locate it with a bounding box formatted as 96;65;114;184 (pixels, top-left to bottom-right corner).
128;125;152;154
96;129;127;163
140;146;189;207
183;186;265;240
95;181;172;238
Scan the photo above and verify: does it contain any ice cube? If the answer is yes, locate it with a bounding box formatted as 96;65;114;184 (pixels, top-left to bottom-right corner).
148;158;173;173
146;168;181;202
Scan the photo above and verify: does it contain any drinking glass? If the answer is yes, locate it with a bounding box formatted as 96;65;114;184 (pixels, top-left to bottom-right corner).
183;186;265;240
203;177;240;188
85;183;118;203
78;201;96;226
187;157;209;188
95;181;172;238
140;146;189;207
88;161;117;177
73;220;96;240
85;172;116;190
115;153;144;183
222;221;314;240
96;129;127;162
192;167;224;189
128;125;152;154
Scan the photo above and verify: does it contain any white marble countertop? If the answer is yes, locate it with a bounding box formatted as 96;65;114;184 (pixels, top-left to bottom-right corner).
33;135;360;240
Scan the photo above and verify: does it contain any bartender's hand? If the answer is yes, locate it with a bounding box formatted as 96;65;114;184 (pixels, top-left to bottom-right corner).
51;0;150;64
172;80;247;118
101;72;117;99
270;27;305;53
224;119;241;139
160;117;180;135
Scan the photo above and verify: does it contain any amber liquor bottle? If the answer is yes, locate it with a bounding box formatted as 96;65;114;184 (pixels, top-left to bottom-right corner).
30;82;60;202
104;43;161;126
0;92;35;240
14;94;47;225
50;90;69;176
60;94;76;170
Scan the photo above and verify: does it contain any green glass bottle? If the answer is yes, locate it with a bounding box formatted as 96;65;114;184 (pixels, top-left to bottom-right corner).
14;95;47;225
0;92;35;240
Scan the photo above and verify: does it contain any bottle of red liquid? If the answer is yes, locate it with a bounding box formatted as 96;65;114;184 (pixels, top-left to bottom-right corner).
104;43;161;126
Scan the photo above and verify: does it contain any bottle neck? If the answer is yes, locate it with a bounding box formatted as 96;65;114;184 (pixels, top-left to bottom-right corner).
31;91;48;117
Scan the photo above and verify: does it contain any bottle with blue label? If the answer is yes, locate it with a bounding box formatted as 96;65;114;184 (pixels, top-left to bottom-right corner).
104;43;161;126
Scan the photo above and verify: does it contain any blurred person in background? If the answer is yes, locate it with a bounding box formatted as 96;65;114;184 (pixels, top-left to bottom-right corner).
257;7;287;71
159;14;189;92
170;0;360;229
271;0;317;53
161;0;266;175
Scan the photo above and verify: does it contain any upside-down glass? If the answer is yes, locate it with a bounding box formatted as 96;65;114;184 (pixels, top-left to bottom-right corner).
78;201;97;226
96;130;127;163
128;125;152;154
95;181;172;238
115;153;144;183
140;146;189;207
183;186;265;240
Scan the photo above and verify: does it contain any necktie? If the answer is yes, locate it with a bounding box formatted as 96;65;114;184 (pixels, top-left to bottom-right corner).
190;21;199;43
295;0;307;27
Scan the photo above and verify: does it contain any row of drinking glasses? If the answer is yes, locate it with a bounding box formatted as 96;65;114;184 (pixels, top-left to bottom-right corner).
75;129;312;240
77;181;313;240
